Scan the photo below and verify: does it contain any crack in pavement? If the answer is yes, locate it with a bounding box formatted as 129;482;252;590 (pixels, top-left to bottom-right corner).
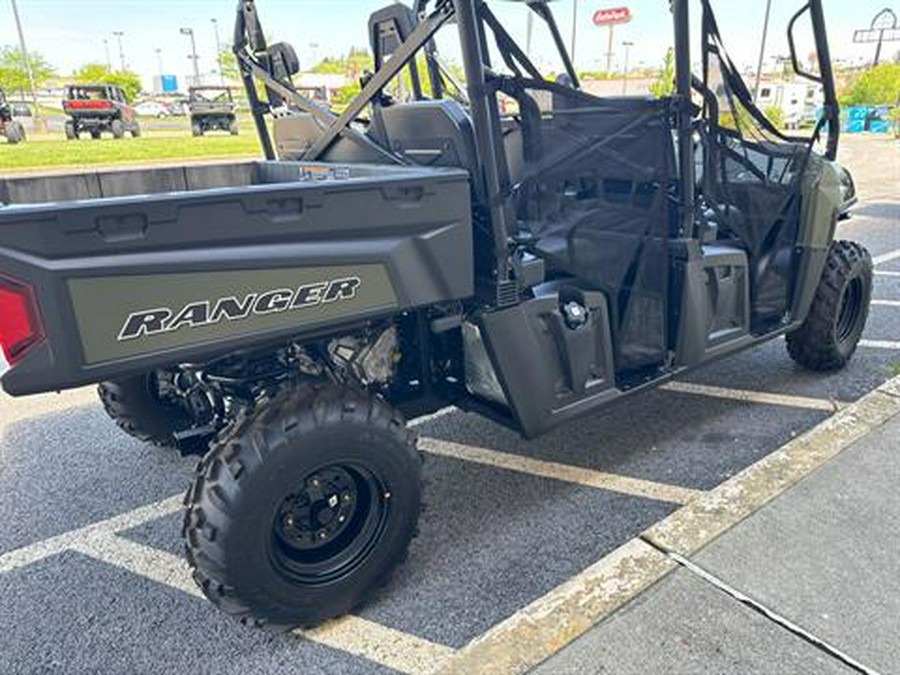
639;535;881;675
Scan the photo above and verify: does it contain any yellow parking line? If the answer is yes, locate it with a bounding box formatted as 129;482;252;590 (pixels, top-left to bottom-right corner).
74;534;455;675
860;339;900;350
873;248;900;266
661;381;842;412
419;438;703;505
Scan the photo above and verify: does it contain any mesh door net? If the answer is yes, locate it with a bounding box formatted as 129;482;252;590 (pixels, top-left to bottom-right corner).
504;82;676;374
699;0;816;328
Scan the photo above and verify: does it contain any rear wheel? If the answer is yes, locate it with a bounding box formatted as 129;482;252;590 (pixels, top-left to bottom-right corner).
99;373;198;449
192;122;203;137
786;240;872;372
229;119;239;136
111;119;125;139
65;120;78;140
131;123;141;138
183;384;422;629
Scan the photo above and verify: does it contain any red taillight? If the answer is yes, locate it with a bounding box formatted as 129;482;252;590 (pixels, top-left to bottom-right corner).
0;276;43;364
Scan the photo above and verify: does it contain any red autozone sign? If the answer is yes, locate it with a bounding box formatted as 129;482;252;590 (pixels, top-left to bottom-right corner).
593;7;632;25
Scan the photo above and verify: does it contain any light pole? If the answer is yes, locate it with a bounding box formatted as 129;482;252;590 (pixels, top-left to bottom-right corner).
9;0;43;131
570;0;578;65
113;31;126;71
753;0;773;101
103;38;112;71
622;40;634;95
180;27;201;86
211;18;224;84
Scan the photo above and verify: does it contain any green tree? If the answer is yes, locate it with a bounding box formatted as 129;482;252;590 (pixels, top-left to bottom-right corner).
0;46;55;96
73;63;142;102
840;63;900;106
218;47;240;82
312;48;373;79
649;48;676;99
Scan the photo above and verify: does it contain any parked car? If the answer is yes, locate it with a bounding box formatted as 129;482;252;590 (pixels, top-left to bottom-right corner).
135;101;176;118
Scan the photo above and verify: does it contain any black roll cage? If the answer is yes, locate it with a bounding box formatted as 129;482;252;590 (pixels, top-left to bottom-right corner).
234;0;841;290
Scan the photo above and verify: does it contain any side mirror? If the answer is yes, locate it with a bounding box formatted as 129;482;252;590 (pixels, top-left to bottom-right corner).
838;165;857;220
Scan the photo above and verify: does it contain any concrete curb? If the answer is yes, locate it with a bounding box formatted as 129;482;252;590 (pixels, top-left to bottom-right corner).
438;375;900;675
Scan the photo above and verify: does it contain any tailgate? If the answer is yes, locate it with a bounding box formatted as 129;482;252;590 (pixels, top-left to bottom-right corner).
0;162;472;395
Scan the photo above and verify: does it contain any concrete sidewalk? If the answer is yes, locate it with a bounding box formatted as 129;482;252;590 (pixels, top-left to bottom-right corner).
534;409;900;674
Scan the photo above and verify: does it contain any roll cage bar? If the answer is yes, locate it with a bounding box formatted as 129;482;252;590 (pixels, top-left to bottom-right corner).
234;0;841;288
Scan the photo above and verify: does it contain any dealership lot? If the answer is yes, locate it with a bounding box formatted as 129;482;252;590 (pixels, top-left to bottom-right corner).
1;137;898;674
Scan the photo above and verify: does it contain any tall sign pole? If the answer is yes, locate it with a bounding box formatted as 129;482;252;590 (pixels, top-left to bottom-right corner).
853;9;899;66
592;7;632;76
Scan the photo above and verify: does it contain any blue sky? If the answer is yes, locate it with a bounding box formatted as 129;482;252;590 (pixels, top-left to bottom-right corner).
1;1;896;87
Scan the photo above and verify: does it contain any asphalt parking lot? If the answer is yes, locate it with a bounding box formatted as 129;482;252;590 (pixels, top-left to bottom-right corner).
0;135;897;674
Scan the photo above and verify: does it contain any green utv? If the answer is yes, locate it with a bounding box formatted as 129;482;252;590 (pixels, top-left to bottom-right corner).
0;89;26;144
0;0;870;628
188;86;240;136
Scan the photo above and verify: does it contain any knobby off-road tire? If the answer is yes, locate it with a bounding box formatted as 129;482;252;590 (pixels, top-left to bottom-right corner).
99;373;195;448
111;119;125;139
786;240;873;372
64;121;78;140
183;384;422;629
131;124;142;138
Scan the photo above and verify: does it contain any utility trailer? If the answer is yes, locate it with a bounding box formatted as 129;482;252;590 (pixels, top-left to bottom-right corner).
0;0;870;629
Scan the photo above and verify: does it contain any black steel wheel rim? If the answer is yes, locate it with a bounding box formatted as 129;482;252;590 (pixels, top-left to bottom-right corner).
836;277;865;344
270;463;389;586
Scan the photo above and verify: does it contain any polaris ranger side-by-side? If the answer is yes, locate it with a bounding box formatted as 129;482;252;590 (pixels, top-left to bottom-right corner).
62;84;141;140
0;0;870;629
188;86;240;136
0;89;26;144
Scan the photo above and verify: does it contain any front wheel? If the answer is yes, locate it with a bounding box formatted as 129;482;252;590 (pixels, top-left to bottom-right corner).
786;240;873;372
183;385;422;629
111;119;125;139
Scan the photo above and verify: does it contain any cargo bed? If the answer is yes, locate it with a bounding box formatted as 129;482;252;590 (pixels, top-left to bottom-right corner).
0;161;472;395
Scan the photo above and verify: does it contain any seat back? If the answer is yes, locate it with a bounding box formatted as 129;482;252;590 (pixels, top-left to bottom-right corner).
378;100;479;178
